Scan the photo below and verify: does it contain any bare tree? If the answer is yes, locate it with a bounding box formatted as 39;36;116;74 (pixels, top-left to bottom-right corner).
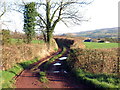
36;0;92;44
0;2;6;30
0;2;6;18
0;1;13;30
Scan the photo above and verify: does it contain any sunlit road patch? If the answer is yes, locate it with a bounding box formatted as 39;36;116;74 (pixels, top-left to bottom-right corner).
53;71;60;73
53;63;61;66
59;57;67;60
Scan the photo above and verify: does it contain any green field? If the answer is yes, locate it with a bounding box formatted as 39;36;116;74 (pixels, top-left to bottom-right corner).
10;38;44;44
84;42;119;49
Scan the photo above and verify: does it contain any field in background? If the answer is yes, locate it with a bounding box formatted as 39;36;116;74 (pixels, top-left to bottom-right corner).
84;42;119;49
10;38;44;44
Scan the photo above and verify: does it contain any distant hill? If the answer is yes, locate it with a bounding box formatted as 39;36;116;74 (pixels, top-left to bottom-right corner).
62;27;118;38
75;27;118;38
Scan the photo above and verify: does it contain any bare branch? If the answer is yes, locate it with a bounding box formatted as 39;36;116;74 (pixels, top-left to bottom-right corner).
61;19;69;27
50;6;60;22
38;14;47;26
36;3;46;7
36;0;93;43
51;1;63;30
11;8;23;14
0;2;6;18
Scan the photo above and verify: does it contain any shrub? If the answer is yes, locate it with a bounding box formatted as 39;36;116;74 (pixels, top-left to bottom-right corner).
2;29;11;45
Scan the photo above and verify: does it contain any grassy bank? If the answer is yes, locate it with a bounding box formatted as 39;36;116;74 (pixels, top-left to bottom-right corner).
84;42;119;49
72;68;120;88
1;37;58;88
2;39;58;70
1;57;39;88
1;46;59;88
67;48;120;89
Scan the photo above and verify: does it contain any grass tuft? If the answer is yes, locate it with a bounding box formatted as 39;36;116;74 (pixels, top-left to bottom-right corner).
39;72;49;83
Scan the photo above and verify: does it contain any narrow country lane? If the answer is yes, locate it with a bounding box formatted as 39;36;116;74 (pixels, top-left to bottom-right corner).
15;49;90;88
44;51;87;88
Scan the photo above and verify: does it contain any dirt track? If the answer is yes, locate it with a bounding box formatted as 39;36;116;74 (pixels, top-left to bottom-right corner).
15;49;89;88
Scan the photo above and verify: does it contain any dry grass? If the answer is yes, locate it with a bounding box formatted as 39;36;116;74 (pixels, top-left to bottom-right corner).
67;48;119;74
2;39;58;70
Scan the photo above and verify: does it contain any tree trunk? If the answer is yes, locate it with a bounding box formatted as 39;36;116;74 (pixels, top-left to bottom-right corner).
41;30;47;42
47;30;53;44
43;33;47;42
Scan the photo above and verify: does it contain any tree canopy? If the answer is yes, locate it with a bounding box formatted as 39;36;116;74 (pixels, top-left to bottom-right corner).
36;0;92;44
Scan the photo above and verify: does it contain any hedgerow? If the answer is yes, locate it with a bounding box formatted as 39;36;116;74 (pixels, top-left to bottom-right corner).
67;48;120;88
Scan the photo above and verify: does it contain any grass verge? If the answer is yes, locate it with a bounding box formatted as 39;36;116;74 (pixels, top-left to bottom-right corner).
0;57;39;88
67;48;120;89
71;68;120;89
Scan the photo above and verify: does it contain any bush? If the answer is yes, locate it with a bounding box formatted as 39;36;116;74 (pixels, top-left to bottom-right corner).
2;29;11;45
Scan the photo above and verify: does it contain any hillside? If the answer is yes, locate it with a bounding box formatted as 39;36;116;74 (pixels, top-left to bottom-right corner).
76;27;118;38
62;27;118;38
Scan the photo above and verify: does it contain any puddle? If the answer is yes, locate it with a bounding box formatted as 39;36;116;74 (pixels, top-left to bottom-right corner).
53;63;61;66
59;57;67;60
53;71;60;73
64;71;67;73
53;70;67;74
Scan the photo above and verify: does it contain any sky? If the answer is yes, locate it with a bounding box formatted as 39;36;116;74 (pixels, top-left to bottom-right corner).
54;0;119;34
0;0;119;34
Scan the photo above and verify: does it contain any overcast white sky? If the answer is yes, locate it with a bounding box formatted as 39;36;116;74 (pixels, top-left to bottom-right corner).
55;0;119;34
0;0;119;34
